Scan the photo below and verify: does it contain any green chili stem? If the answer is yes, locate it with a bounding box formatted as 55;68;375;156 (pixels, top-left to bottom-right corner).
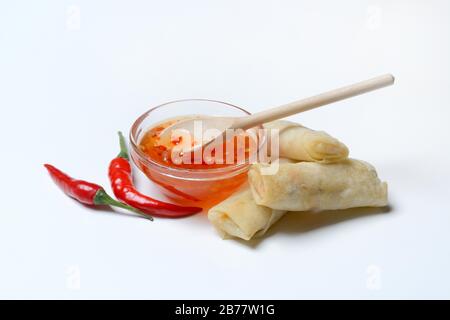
94;189;153;221
117;131;130;160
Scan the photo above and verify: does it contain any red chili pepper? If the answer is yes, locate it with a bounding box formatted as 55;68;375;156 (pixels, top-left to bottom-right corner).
108;132;202;218
44;164;153;220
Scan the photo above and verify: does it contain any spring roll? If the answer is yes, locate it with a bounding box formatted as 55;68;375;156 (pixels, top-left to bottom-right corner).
249;159;388;211
208;187;286;240
264;120;349;163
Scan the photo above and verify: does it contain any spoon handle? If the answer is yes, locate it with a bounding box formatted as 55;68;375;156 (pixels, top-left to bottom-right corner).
232;74;395;130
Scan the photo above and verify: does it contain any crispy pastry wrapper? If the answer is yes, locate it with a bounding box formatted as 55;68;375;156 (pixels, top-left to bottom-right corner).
208;186;286;240
207;159;296;240
249;158;388;211
264;120;349;163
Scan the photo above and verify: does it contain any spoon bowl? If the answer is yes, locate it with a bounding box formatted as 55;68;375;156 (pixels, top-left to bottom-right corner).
158;116;238;152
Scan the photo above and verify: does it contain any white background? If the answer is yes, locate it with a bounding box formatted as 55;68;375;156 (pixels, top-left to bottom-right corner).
1;0;449;299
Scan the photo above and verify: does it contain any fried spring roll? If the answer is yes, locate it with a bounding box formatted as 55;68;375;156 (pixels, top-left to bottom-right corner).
208;187;286;240
264;120;349;163
249;159;388;211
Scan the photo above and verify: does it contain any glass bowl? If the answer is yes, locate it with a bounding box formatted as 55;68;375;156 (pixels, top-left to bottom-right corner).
129;99;266;209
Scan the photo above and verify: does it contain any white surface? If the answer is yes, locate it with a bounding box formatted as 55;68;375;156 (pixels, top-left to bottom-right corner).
1;0;450;299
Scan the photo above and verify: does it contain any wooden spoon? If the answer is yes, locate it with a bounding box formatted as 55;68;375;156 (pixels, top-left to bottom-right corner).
159;74;395;152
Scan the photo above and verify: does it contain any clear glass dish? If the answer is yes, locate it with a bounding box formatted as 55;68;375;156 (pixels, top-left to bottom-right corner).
129;99;266;209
